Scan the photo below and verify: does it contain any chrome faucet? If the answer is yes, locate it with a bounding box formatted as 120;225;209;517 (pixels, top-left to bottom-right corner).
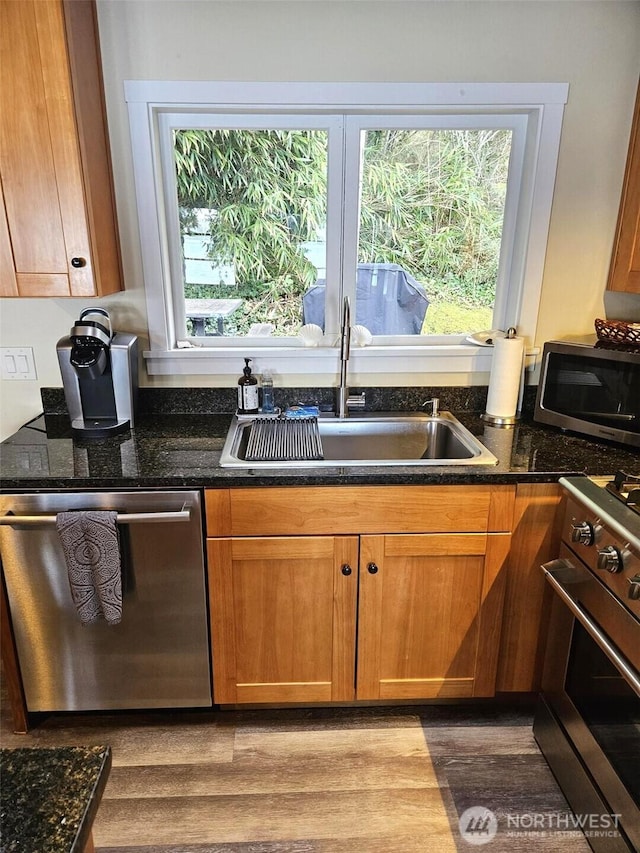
423;397;440;417
336;296;365;418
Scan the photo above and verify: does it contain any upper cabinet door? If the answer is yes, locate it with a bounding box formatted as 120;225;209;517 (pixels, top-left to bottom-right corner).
607;82;640;294
0;0;122;298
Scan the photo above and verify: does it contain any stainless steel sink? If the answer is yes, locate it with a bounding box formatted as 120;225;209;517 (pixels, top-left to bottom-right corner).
220;411;498;468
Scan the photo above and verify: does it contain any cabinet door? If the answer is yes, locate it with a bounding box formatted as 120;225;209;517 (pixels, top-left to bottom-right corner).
0;188;17;296
356;533;510;700
607;82;640;294
208;536;358;704
0;0;121;297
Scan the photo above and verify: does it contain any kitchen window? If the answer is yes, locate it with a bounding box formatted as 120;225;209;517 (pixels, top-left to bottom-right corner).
125;82;567;377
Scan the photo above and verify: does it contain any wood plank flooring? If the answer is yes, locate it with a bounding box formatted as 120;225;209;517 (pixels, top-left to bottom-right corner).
1;680;591;851
421;703;592;852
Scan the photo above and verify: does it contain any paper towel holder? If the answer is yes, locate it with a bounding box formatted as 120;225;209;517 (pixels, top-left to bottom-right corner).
481;327;522;428
481;413;520;427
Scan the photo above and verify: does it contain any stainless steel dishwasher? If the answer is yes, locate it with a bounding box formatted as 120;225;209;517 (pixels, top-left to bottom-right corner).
0;490;212;712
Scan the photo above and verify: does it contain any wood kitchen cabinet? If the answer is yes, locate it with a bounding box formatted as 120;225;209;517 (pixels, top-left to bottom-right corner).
356;531;510;700
206;485;514;705
496;483;563;693
0;0;122;298
207;535;359;704
607;81;640;294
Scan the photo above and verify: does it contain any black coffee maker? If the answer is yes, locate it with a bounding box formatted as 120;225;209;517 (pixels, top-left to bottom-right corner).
57;308;138;438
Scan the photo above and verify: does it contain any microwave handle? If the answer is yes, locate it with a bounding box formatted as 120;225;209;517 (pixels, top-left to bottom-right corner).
542;559;640;696
579;412;636;421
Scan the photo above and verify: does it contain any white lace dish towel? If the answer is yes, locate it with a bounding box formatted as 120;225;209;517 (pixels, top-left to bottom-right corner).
56;510;123;625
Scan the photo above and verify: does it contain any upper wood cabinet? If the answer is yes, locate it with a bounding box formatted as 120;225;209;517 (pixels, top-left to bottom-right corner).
0;0;122;298
607;82;640;294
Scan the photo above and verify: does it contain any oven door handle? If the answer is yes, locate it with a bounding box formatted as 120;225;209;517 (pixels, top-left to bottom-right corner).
542;559;640;696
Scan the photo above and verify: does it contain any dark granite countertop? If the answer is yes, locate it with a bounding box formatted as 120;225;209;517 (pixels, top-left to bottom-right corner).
0;746;111;852
0;387;638;490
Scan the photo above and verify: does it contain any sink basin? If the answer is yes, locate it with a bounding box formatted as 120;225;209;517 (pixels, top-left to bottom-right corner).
220;411;498;468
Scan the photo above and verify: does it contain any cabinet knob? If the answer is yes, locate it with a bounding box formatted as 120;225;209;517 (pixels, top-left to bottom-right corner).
367;562;379;574
71;257;87;268
341;564;352;576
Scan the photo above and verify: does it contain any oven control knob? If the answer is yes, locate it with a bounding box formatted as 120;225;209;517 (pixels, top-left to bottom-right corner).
629;575;640;601
571;521;594;545
596;545;623;573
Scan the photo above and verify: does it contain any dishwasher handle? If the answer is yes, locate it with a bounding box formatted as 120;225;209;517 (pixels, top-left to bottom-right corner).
0;503;191;526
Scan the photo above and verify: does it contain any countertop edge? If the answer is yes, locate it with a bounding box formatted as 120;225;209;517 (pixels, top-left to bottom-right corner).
0;470;587;491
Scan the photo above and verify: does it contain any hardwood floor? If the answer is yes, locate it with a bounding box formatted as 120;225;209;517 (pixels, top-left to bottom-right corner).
421;703;592;852
1;682;590;851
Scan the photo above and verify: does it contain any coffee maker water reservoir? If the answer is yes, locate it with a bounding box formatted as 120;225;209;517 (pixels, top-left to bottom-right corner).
57;308;138;438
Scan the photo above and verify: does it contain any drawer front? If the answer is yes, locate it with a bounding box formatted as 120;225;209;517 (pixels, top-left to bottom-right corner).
205;485;515;536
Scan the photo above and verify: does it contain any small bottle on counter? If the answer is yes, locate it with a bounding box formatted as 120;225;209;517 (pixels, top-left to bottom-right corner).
261;370;275;413
237;357;259;414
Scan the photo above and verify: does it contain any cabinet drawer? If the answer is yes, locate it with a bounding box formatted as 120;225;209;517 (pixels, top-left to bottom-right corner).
205;485;515;536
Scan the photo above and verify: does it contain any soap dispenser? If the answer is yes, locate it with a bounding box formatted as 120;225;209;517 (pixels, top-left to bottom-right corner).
237;357;259;414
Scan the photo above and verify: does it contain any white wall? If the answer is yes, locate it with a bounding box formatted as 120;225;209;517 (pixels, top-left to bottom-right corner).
1;0;639;440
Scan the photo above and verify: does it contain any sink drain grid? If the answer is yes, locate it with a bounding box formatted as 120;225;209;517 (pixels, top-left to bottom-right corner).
245;417;324;462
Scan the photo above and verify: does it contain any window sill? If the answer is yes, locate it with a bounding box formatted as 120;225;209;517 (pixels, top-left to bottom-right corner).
143;343;535;377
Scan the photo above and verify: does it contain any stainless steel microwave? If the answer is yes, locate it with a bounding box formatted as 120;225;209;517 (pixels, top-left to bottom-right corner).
534;339;640;448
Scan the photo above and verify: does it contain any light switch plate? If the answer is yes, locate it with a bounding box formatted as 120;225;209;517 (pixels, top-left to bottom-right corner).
1;347;37;380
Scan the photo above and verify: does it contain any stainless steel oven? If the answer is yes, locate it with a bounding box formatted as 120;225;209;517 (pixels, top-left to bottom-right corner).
533;474;640;853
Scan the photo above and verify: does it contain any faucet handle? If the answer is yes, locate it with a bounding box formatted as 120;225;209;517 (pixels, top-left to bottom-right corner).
423;397;439;417
347;392;366;410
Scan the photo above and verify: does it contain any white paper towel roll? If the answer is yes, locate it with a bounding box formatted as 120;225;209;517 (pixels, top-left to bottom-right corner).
485;334;524;419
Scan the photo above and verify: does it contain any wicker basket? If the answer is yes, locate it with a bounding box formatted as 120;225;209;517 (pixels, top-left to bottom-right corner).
594;318;640;345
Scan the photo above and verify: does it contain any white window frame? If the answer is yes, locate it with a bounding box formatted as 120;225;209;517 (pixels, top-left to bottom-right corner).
125;81;568;377
157;112;343;348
